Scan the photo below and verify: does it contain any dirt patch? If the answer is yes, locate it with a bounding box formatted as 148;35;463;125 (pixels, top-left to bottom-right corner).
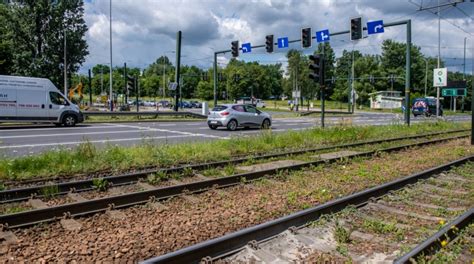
237;159;306;172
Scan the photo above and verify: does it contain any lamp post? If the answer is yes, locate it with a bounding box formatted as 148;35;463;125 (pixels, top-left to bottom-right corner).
109;0;113;111
423;58;428;97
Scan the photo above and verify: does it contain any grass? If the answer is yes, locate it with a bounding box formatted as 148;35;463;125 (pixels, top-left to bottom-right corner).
40;185;59;199
0;121;470;181
92;178;109;191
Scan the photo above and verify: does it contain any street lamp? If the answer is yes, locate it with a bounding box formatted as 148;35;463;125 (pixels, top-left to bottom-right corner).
423;58;428;97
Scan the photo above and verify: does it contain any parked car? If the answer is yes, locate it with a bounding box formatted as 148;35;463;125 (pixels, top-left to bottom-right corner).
412;97;443;117
236;97;266;108
0;75;83;126
158;100;171;108
129;100;144;106
177;101;192;108
189;101;202;108
207;104;272;131
143;101;156;107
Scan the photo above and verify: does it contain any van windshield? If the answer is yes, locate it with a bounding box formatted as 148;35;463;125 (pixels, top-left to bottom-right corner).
50;92;67;105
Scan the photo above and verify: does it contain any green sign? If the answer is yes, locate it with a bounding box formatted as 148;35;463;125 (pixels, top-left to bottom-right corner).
442;88;466;96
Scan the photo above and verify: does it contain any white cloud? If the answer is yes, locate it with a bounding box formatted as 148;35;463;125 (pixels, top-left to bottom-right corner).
80;0;474;73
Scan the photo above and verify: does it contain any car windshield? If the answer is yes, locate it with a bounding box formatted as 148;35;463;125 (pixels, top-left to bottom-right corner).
212;105;227;111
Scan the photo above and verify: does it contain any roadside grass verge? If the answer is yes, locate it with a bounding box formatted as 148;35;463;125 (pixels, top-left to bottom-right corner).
0;121;470;181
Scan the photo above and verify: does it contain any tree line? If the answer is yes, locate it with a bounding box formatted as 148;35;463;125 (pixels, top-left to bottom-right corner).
0;1;470;108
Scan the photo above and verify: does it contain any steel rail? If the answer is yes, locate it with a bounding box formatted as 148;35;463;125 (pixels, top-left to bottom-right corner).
0;129;468;204
394;207;473;264
142;155;474;264
0;134;468;229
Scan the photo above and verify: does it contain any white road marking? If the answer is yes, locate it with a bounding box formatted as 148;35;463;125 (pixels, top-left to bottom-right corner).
0;129;154;139
106;123;228;139
0;135;197;149
0;125;116;133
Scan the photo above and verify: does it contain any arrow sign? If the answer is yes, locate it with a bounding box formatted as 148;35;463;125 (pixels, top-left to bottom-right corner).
277;37;289;48
242;43;252;53
316;29;330;43
367;20;384;35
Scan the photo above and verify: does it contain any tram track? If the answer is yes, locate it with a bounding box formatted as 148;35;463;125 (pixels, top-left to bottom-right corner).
1;129;469;204
0;134;469;229
143;156;474;264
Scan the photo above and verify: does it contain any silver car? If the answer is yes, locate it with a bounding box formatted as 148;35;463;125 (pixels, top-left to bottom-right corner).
207;104;272;131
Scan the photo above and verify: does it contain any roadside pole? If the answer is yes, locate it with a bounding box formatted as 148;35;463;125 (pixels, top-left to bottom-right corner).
174;31;182;112
471;40;473;145
405;20;411;126
124;63;127;106
213;52;218;107
135;76;138;113
88;69;92;106
321;51;325;128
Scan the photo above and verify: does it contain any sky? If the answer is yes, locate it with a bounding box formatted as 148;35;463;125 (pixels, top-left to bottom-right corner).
81;0;474;74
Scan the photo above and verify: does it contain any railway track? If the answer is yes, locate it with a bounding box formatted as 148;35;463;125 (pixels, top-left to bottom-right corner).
143;156;474;264
0;134;469;229
1;129;468;204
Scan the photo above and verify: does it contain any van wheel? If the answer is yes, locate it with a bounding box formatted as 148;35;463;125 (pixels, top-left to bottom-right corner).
227;119;237;131
63;115;77;127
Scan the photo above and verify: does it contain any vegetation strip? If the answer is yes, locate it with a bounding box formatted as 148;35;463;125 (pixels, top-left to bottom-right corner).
0;129;468;203
143;156;473;264
1;122;468;181
394;207;473;263
0;135;468;229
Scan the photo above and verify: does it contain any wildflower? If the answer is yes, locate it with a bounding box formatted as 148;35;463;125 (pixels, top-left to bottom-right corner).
440;240;448;247
439;220;445;225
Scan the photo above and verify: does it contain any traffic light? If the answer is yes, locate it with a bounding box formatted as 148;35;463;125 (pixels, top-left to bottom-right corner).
350;17;362;41
126;75;134;92
265;35;274;53
301;28;311;48
231;40;239;57
309;54;321;83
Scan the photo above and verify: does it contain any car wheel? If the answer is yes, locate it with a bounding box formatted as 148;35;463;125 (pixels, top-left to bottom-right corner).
227;119;237;131
208;124;217;130
63;115;77;127
261;119;271;129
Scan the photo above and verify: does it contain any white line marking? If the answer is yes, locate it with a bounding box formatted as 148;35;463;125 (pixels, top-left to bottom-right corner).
104;123;227;139
0;125;116;133
0;129;154;139
0;134;229;150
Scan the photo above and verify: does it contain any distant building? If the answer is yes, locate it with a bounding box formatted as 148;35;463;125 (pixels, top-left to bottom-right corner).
369;91;403;109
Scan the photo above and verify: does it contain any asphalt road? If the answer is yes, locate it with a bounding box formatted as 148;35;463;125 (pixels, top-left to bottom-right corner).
0;112;470;157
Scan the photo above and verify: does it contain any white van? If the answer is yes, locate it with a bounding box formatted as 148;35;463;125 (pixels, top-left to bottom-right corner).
0;75;83;126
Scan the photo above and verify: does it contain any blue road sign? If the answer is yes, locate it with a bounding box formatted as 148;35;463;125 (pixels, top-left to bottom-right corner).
242;43;252;53
367;20;384;35
316;29;330;42
277;37;289;48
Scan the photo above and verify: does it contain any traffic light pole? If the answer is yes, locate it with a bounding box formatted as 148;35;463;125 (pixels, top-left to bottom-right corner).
124;63;127;107
174;31;182;112
213;52;218;107
88;69;92;107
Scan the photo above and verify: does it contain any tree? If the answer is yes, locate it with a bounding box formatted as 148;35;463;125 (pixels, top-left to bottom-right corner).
5;0;88;90
0;4;13;74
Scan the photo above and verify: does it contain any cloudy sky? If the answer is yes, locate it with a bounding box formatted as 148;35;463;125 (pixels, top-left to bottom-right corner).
81;0;474;73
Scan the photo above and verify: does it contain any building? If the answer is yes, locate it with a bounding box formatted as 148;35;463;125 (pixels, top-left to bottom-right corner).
369;91;403;109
